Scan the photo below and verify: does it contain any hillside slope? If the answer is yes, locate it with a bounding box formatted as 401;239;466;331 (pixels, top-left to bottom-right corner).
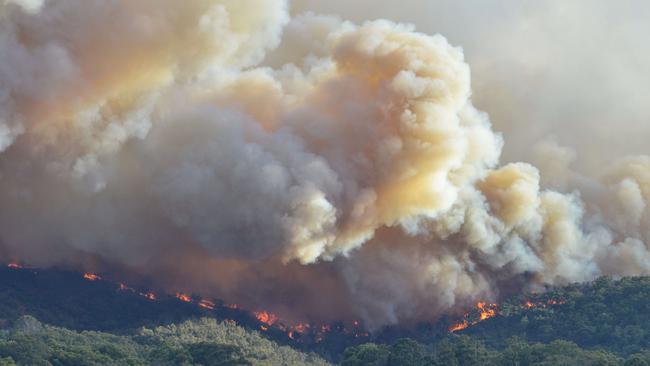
0;316;331;366
4;265;650;365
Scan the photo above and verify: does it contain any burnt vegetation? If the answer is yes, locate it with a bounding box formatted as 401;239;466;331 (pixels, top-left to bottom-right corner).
2;267;650;365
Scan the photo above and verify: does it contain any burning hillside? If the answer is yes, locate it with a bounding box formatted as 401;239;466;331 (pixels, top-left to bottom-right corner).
6;262;373;344
447;297;568;333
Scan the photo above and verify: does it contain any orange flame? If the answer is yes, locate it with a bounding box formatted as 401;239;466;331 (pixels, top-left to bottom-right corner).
118;283;135;292
198;299;215;310
449;301;498;332
83;273;101;281
175;292;191;303
477;302;497;321
449;320;469;332
141;292;157;301
254;311;279;326
522;298;566;309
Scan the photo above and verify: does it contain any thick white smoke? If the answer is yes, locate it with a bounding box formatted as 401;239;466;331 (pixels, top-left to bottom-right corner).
1;0;649;327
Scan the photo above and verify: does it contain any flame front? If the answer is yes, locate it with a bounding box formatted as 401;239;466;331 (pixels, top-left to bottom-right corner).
254;311;279;326
4;263;371;344
175;293;191;303
449;320;470;332
477;302;497;321
449;302;498;332
142;292;157;301
83;273;101;281
198;299;215;310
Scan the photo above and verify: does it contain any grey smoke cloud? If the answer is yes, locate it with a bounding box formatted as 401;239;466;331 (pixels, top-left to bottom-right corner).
1;0;649;327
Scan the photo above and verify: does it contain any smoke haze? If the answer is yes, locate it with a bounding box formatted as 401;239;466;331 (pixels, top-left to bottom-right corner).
1;0;650;327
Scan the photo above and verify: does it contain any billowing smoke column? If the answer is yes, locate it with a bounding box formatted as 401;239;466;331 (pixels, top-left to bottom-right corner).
1;0;650;327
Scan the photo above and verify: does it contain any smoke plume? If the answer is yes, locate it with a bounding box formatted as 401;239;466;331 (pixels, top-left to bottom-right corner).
1;0;650;327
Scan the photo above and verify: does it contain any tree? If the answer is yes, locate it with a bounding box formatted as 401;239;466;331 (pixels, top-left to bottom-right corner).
387;338;430;366
342;343;390;366
186;343;251;366
625;354;649;366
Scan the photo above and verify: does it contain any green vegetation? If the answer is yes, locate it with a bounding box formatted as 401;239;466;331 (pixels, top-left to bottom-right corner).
5;268;650;365
341;336;636;366
339;276;650;366
465;276;650;355
0;316;330;366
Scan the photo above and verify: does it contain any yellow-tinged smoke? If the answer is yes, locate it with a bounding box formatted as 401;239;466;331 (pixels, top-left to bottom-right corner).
1;0;650;327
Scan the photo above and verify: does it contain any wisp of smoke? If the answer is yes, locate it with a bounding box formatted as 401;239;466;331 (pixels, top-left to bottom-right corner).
1;0;649;327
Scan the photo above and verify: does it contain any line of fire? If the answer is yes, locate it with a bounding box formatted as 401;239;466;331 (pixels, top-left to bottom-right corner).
6;262;566;342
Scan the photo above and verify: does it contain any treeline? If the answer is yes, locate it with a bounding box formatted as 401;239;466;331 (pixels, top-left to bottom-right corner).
0;316;330;366
463;277;650;355
341;276;650;366
342;336;650;366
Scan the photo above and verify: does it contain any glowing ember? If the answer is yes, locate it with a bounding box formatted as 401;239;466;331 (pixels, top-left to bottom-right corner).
175;293;191;303
254;311;279;326
260;325;269;331
198;299;215;310
522;298;567;309
7;263;22;269
83;273;101;281
118;283;134;292
320;324;331;332
225;303;240;310
141;292;157;301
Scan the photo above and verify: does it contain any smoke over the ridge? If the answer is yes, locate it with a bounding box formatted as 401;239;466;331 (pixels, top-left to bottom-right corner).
1;0;650;327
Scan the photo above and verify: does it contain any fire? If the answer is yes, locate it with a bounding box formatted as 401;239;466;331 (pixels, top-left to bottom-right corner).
254;311;279;326
477;302;497;321
141;292;157;301
198;299;215;310
83;273;101;281
449;320;470;332
118;283;135;292
175;292;191;303
287;323;310;340
449;301;499;332
522;298;567;309
4;266;373;344
320;324;331;332
450;297;568;333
